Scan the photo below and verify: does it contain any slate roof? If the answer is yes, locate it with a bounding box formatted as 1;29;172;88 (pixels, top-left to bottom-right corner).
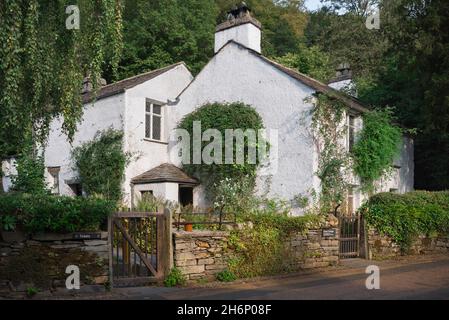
131;163;199;185
82;62;186;104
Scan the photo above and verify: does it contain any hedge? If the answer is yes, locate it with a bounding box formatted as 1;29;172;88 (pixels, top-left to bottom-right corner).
0;193;114;233
361;191;449;251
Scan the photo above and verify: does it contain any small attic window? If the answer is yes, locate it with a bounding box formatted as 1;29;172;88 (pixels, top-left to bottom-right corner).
145;99;163;141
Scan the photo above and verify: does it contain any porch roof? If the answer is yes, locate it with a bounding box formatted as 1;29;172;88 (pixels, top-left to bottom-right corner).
131;163;199;185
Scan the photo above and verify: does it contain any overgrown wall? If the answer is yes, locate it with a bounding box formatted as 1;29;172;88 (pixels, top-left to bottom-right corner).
173;226;339;281
0;232;109;297
367;228;449;259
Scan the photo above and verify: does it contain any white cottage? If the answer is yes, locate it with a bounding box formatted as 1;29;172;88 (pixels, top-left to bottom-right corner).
1;5;413;214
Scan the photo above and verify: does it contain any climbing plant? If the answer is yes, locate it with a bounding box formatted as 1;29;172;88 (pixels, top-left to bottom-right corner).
0;0;123;158
177;102;267;200
352;107;402;192
309;94;350;214
72;129;130;202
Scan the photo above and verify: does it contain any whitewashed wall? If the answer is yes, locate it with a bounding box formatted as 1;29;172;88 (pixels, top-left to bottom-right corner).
169;42;317;211
44;94;125;196
122;64;193;204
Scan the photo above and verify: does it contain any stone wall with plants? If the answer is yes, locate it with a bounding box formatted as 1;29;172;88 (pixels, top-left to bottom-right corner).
361;191;449;259
0;232;109;298
173;230;231;282
367;228;449;259
171;215;339;283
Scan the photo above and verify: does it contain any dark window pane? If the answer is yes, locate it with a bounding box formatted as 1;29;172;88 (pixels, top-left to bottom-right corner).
145;114;151;138
146;101;152;113
153;104;161;115
152;116;161;140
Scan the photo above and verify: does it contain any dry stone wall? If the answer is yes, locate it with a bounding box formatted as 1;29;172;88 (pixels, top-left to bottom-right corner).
367;228;449;259
0;232;109;297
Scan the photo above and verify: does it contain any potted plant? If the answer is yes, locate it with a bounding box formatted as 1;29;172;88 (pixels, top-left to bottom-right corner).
0;215;27;243
184;223;193;232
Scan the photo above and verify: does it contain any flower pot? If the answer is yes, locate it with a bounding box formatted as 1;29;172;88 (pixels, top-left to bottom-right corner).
184;223;193;232
1;229;27;243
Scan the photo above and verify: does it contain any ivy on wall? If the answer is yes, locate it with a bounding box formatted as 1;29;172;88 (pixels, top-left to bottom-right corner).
352;107;403;192
309;94;350;214
177;102;267;200
72;129;130;202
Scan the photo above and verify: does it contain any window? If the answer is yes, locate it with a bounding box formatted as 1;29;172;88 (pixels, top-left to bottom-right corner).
47;167;60;194
347;114;356;152
145;100;163;141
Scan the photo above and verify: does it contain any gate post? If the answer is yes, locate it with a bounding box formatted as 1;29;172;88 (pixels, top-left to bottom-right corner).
108;214;114;288
157;207;172;279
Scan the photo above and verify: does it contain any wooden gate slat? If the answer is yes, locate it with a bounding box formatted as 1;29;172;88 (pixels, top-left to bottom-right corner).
114;219;159;277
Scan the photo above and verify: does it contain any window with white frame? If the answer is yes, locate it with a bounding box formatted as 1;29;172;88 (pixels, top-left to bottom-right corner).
145;99;163;141
346;114;356;152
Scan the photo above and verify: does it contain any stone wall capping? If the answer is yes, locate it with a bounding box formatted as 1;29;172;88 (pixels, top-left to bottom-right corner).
174;230;230;238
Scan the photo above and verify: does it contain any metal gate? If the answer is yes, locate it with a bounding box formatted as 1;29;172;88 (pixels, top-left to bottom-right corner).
339;213;360;258
108;209;171;287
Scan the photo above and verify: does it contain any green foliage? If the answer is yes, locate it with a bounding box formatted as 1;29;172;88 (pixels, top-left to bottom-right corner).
352;108;402;191
26;287;38;298
164;267;187;287
361;191;449;252
119;0;217;77
0;215;17;231
310;94;350;214
0;0;124;159
274;44;334;82
228;212;321;277
178;102;266;200
72;129;130;202
10;142;48;195
0;193;114;233
216;269;237;282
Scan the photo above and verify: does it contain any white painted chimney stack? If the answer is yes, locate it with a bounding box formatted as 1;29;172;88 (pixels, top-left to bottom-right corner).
214;2;262;54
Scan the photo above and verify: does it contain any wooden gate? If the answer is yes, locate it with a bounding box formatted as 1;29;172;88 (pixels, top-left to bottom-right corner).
339;213;360;258
108;209;171;287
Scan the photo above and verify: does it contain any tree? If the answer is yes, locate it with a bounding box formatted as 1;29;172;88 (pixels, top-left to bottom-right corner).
0;0;123;190
0;0;123;148
119;0;217;78
274;43;334;82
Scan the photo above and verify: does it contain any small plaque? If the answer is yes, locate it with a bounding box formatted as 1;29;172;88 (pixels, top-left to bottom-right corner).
322;229;336;237
72;232;102;240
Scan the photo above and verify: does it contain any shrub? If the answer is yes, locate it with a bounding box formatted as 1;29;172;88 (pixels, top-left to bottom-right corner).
0;193;114;233
361;191;449;252
352;108;403;191
177;102;267;200
72;129;131;202
216;269;237;282
228;212;322;278
164;267;186;287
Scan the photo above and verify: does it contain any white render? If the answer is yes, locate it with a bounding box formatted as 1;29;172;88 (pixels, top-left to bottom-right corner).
214;22;261;54
42;63;193;204
2;17;414;214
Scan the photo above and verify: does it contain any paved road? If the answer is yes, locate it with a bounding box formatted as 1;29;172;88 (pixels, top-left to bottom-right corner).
105;254;449;300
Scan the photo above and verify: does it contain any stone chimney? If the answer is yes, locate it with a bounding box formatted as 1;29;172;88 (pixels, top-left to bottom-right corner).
328;63;356;96
214;2;262;54
82;75;107;94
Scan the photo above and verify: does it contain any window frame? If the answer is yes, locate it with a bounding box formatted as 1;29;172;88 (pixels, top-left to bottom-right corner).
145;98;165;142
346;114;356;152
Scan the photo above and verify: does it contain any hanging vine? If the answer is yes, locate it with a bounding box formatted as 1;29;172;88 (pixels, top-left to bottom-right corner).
308;94;350;214
0;0;124;156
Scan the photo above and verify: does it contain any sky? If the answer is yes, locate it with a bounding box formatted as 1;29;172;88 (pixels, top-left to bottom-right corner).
304;0;325;11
